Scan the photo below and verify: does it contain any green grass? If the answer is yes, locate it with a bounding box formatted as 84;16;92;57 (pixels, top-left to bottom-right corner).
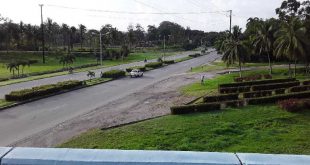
60;105;310;154
0;99;15;108
190;61;273;73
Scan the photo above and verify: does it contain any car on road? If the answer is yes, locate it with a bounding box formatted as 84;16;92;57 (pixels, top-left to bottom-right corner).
130;69;144;78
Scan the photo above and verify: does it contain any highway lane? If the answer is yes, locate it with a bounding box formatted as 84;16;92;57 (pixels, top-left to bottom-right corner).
0;51;220;146
0;51;199;98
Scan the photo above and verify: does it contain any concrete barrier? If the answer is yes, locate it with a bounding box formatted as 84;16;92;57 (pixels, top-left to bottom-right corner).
1;148;240;165
236;153;310;165
1;148;310;165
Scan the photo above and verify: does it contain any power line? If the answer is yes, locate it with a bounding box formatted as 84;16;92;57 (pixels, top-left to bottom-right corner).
46;4;228;15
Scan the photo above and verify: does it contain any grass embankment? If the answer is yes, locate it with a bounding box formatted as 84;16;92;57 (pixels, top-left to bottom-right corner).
60;105;310;154
60;68;310;154
0;51;179;86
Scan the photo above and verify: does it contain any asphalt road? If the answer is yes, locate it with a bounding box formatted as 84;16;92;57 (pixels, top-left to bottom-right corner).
0;51;220;146
0;51;198;99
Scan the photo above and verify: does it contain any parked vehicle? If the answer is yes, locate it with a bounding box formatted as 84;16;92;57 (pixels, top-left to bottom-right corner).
130;69;143;78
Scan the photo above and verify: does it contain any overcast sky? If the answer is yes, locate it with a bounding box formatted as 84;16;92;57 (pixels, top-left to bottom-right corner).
0;0;284;32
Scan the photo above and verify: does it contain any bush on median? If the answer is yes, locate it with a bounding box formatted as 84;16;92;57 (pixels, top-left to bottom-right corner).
219;86;251;94
125;66;146;72
5;80;84;101
163;60;175;64
170;103;221;115
145;62;163;69
101;70;126;79
289;85;310;93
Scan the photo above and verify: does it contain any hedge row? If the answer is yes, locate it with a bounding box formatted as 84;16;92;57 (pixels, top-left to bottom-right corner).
101;70;126;79
163;60;175;64
278;99;310;112
125;66;146;72
219;86;251;94
248;91;310;105
171;103;221;114
302;80;310;85
243;90;273;99
289;85;310;93
251;81;300;91
203;93;239;103
225;100;244;108
188;53;201;58
145;62;163;68
5;80;84;101
0;78;9;82
219;78;296;88
275;88;286;95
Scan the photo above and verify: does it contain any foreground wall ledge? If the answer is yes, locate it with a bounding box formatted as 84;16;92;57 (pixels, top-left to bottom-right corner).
1;147;240;165
0;147;310;165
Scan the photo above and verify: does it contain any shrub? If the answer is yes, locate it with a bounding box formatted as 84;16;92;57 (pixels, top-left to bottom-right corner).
219;78;296;88
251;81;300;91
275;88;286;95
289;85;310;93
264;74;272;79
145;62;163;69
0;78;9;82
219;86;251;94
163;60;175;64
247;91;310;105
171;103;221;115
243;90;273;98
302;80;310;85
101;70;126;79
225;100;244;108
126;66;146;72
189;53;201;58
203;93;239;103
5;80;83;101
234;77;243;82
278;99;310;112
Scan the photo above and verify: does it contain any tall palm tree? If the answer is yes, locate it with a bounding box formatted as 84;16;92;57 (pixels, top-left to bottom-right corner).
252;21;274;74
274;17;306;77
222;26;248;78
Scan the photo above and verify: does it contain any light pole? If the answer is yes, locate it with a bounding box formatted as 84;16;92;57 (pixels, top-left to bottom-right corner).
39;4;45;64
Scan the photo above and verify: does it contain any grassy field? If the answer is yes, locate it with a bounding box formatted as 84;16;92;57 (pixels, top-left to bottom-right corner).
0;51;179;79
60;105;310;154
60;67;310;154
190;61;275;73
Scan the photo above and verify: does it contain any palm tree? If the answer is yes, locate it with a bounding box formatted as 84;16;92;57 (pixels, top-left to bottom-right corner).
222;26;248;78
87;71;95;81
6;62;17;77
274;17;306;77
252;21;274;74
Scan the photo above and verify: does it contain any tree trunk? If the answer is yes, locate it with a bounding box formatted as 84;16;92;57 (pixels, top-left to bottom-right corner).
288;62;292;78
238;59;242;78
267;52;272;75
294;59;297;77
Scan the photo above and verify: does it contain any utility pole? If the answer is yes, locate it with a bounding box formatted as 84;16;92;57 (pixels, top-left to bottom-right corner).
229;10;232;34
163;35;166;60
39;4;45;64
99;31;103;66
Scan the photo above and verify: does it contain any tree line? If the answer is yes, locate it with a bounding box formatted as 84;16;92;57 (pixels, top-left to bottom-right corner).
215;0;310;77
0;15;217;52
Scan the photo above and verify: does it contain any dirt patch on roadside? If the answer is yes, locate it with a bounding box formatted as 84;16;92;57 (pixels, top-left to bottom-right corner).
12;72;217;147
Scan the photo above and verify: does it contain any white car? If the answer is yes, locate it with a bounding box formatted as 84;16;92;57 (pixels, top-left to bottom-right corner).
130;69;144;78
